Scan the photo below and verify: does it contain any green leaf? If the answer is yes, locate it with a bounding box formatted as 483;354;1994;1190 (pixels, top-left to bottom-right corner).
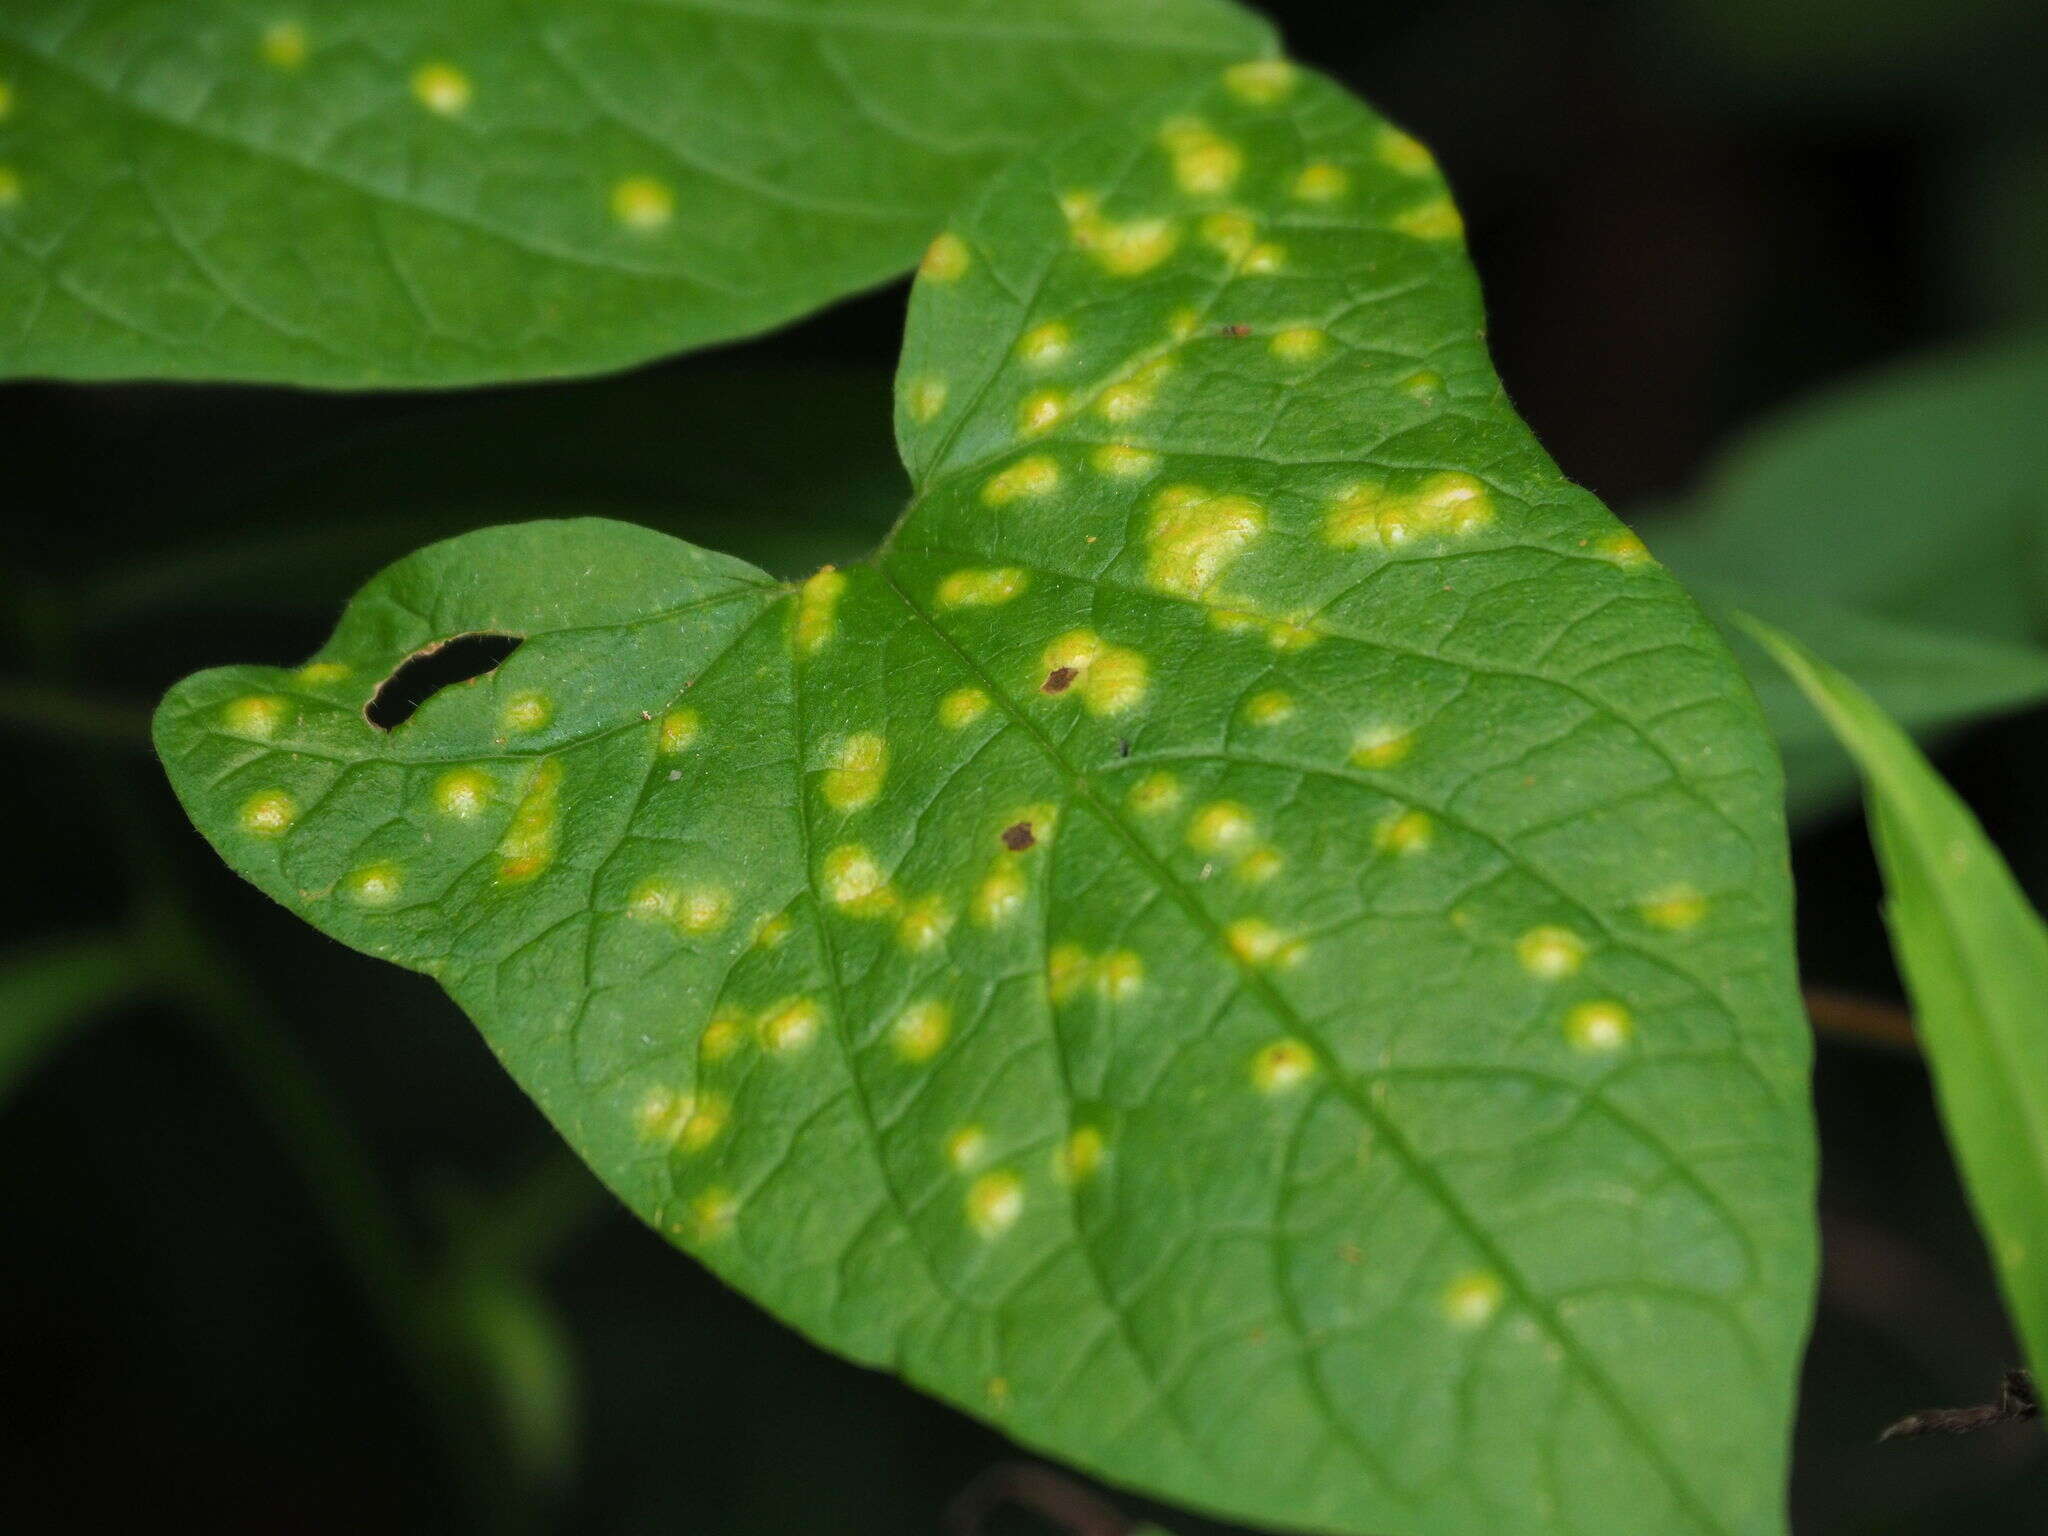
157;66;1815;1536
1690;579;2048;826
0;0;1270;387
1741;616;2048;1395
0;932;141;1106
1649;333;2048;820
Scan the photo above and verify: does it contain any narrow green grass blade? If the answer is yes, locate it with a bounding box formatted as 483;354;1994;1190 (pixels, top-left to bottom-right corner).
1743;615;2048;1388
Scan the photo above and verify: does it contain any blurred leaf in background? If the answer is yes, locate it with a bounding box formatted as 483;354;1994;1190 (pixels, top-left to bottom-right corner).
0;933;142;1107
1644;333;2048;822
1646;0;2047;102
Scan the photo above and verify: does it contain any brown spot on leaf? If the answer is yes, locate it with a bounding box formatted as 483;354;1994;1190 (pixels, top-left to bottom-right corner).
1001;822;1036;852
1041;666;1077;694
1221;323;1252;337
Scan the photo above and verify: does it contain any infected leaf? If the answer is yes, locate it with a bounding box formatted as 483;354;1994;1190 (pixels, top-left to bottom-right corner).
158;67;1814;1536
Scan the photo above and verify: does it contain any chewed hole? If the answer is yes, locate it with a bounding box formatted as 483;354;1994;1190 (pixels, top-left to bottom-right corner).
366;632;523;730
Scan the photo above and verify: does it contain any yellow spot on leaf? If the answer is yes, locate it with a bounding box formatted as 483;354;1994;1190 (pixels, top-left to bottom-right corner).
1017;388;1066;436
1375;809;1433;856
239;789;296;837
1016;321;1071;367
1242;242;1286;275
1401;369;1446;400
628;880;682;923
637;1087;728;1153
345;861;403;906
794;566;845;654
1159;116;1243;195
1038;629;1148;715
966;1169;1024;1237
937;568;1028;609
410;62;471;116
1095;365;1167;423
1147;484;1264;599
1596;531;1654;567
892;999;951;1063
822;844;892;915
1245;690;1294;726
224;695;285;739
611;176;674;231
1047;942;1092;1004
691;1187;737;1240
502;692;551;732
1395;197;1464;241
1292;161;1349;202
1270;326;1327;362
659;709;700;755
678;887;731;934
1095;218;1182;277
1188;800;1256;853
1199;209;1256;262
1097;950;1145;1001
939;687;988;729
1565;1000;1632;1054
260;23;307;70
702;1006;746;1060
1237;846;1284;884
751;911;793;951
981;455;1060;506
921;231;970;281
1223;59;1297;105
1641;886;1707;931
1251;1036;1316;1094
1091;443;1160;479
973;862;1027;926
897;893;955;952
1350;726;1415;769
1442;1270;1503;1327
1325;472;1492;549
497;758;562;882
433;768;490;819
1057;1126;1105;1183
1227;918;1302;967
1128;771;1181;815
1064;195;1180;277
1377;128;1436;176
759;996;822;1054
297;661;349;685
822;732;888;812
1516;926;1586;980
947;1124;989;1171
907;376;948;422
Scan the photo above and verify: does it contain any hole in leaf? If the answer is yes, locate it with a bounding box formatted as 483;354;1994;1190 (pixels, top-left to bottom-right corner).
366;632;524;730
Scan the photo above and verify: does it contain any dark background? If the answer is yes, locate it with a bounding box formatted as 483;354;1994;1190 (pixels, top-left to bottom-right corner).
5;2;2047;1532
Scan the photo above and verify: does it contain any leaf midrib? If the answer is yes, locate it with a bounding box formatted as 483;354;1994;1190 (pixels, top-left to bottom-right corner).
875;559;1741;1536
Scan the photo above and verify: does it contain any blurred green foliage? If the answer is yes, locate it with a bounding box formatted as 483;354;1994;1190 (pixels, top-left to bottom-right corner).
1648;333;2048;822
